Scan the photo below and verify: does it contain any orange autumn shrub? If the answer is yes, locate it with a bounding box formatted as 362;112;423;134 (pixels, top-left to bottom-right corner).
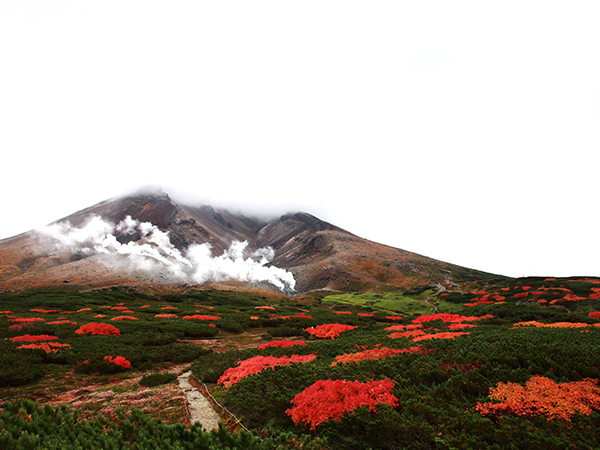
286;379;398;429
513;321;592;329
305;323;358;339
75;323;121;336
155;314;178;319
218;354;317;386
110;316;139;321
331;346;424;366
476;376;600;421
413;331;470;341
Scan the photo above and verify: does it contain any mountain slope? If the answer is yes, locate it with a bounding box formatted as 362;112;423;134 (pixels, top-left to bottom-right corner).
0;191;499;293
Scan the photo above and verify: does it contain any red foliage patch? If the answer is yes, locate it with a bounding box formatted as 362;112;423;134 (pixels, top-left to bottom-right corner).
286;379;398;429
589;311;600;319
7;317;45;323
17;342;71;353
413;313;493;324
30;309;60;313
183;315;221;321
357;313;374;317
155;314;178;319
46;320;77;325
10;334;59;343
258;340;307;350
75;323;121;336
110;316;139;321
389;329;427;339
305;323;358;339
218;354;317;386
385;323;423;331
104;355;132;369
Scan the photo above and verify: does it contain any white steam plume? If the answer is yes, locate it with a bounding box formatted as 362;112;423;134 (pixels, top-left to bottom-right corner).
38;215;296;292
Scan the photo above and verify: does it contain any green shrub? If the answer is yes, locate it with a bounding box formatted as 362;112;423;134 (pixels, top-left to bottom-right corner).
139;372;177;387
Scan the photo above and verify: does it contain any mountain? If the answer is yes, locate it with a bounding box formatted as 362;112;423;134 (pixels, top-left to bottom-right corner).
0;190;499;293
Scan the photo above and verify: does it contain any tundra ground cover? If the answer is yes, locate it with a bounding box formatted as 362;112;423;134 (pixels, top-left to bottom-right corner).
2;277;600;449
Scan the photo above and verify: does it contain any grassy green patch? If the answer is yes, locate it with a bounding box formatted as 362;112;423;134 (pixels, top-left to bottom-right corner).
322;292;434;316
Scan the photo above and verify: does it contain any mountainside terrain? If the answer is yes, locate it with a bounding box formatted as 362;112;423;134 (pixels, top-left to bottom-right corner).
0;190;498;293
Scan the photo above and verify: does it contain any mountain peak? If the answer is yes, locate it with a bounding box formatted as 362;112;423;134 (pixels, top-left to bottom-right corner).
0;192;500;293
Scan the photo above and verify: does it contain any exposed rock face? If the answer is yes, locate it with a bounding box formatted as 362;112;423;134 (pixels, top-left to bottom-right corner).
0;191;496;293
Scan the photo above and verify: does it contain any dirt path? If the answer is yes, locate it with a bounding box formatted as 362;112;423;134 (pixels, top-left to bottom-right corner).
177;371;220;431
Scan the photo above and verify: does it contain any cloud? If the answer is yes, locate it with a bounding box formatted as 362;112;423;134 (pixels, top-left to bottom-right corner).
38;215;296;292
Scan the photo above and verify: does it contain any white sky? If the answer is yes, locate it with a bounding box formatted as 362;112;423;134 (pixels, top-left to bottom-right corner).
1;1;599;278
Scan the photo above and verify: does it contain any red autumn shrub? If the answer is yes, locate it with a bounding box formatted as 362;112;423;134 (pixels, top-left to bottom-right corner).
46;320;77;325
334;311;353;315
110;316;139;321
385;323;423;331
258;340;307;350
183;315;221;321
30;309;60;313
7;317;45;323
10;334;59;343
389;329;427;339
446;323;478;330
589;311;600;319
279;313;313;319
385;316;403;321
17;342;71;353
218;354;316;386
305;323;358;339
111;306;130;311
475;376;600;421
155;314;178;318
412;314;465;323
286;379;398;429
104;355;132;369
75;323;121;336
331;346;424;366
357;313;374;317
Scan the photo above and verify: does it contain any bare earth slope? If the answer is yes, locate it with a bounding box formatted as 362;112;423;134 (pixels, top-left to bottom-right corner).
0;191;497;293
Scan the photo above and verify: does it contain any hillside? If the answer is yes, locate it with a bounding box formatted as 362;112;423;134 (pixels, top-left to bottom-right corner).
0;190;499;293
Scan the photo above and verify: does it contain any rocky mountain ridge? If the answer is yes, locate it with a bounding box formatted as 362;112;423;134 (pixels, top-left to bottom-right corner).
0;191;499;293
